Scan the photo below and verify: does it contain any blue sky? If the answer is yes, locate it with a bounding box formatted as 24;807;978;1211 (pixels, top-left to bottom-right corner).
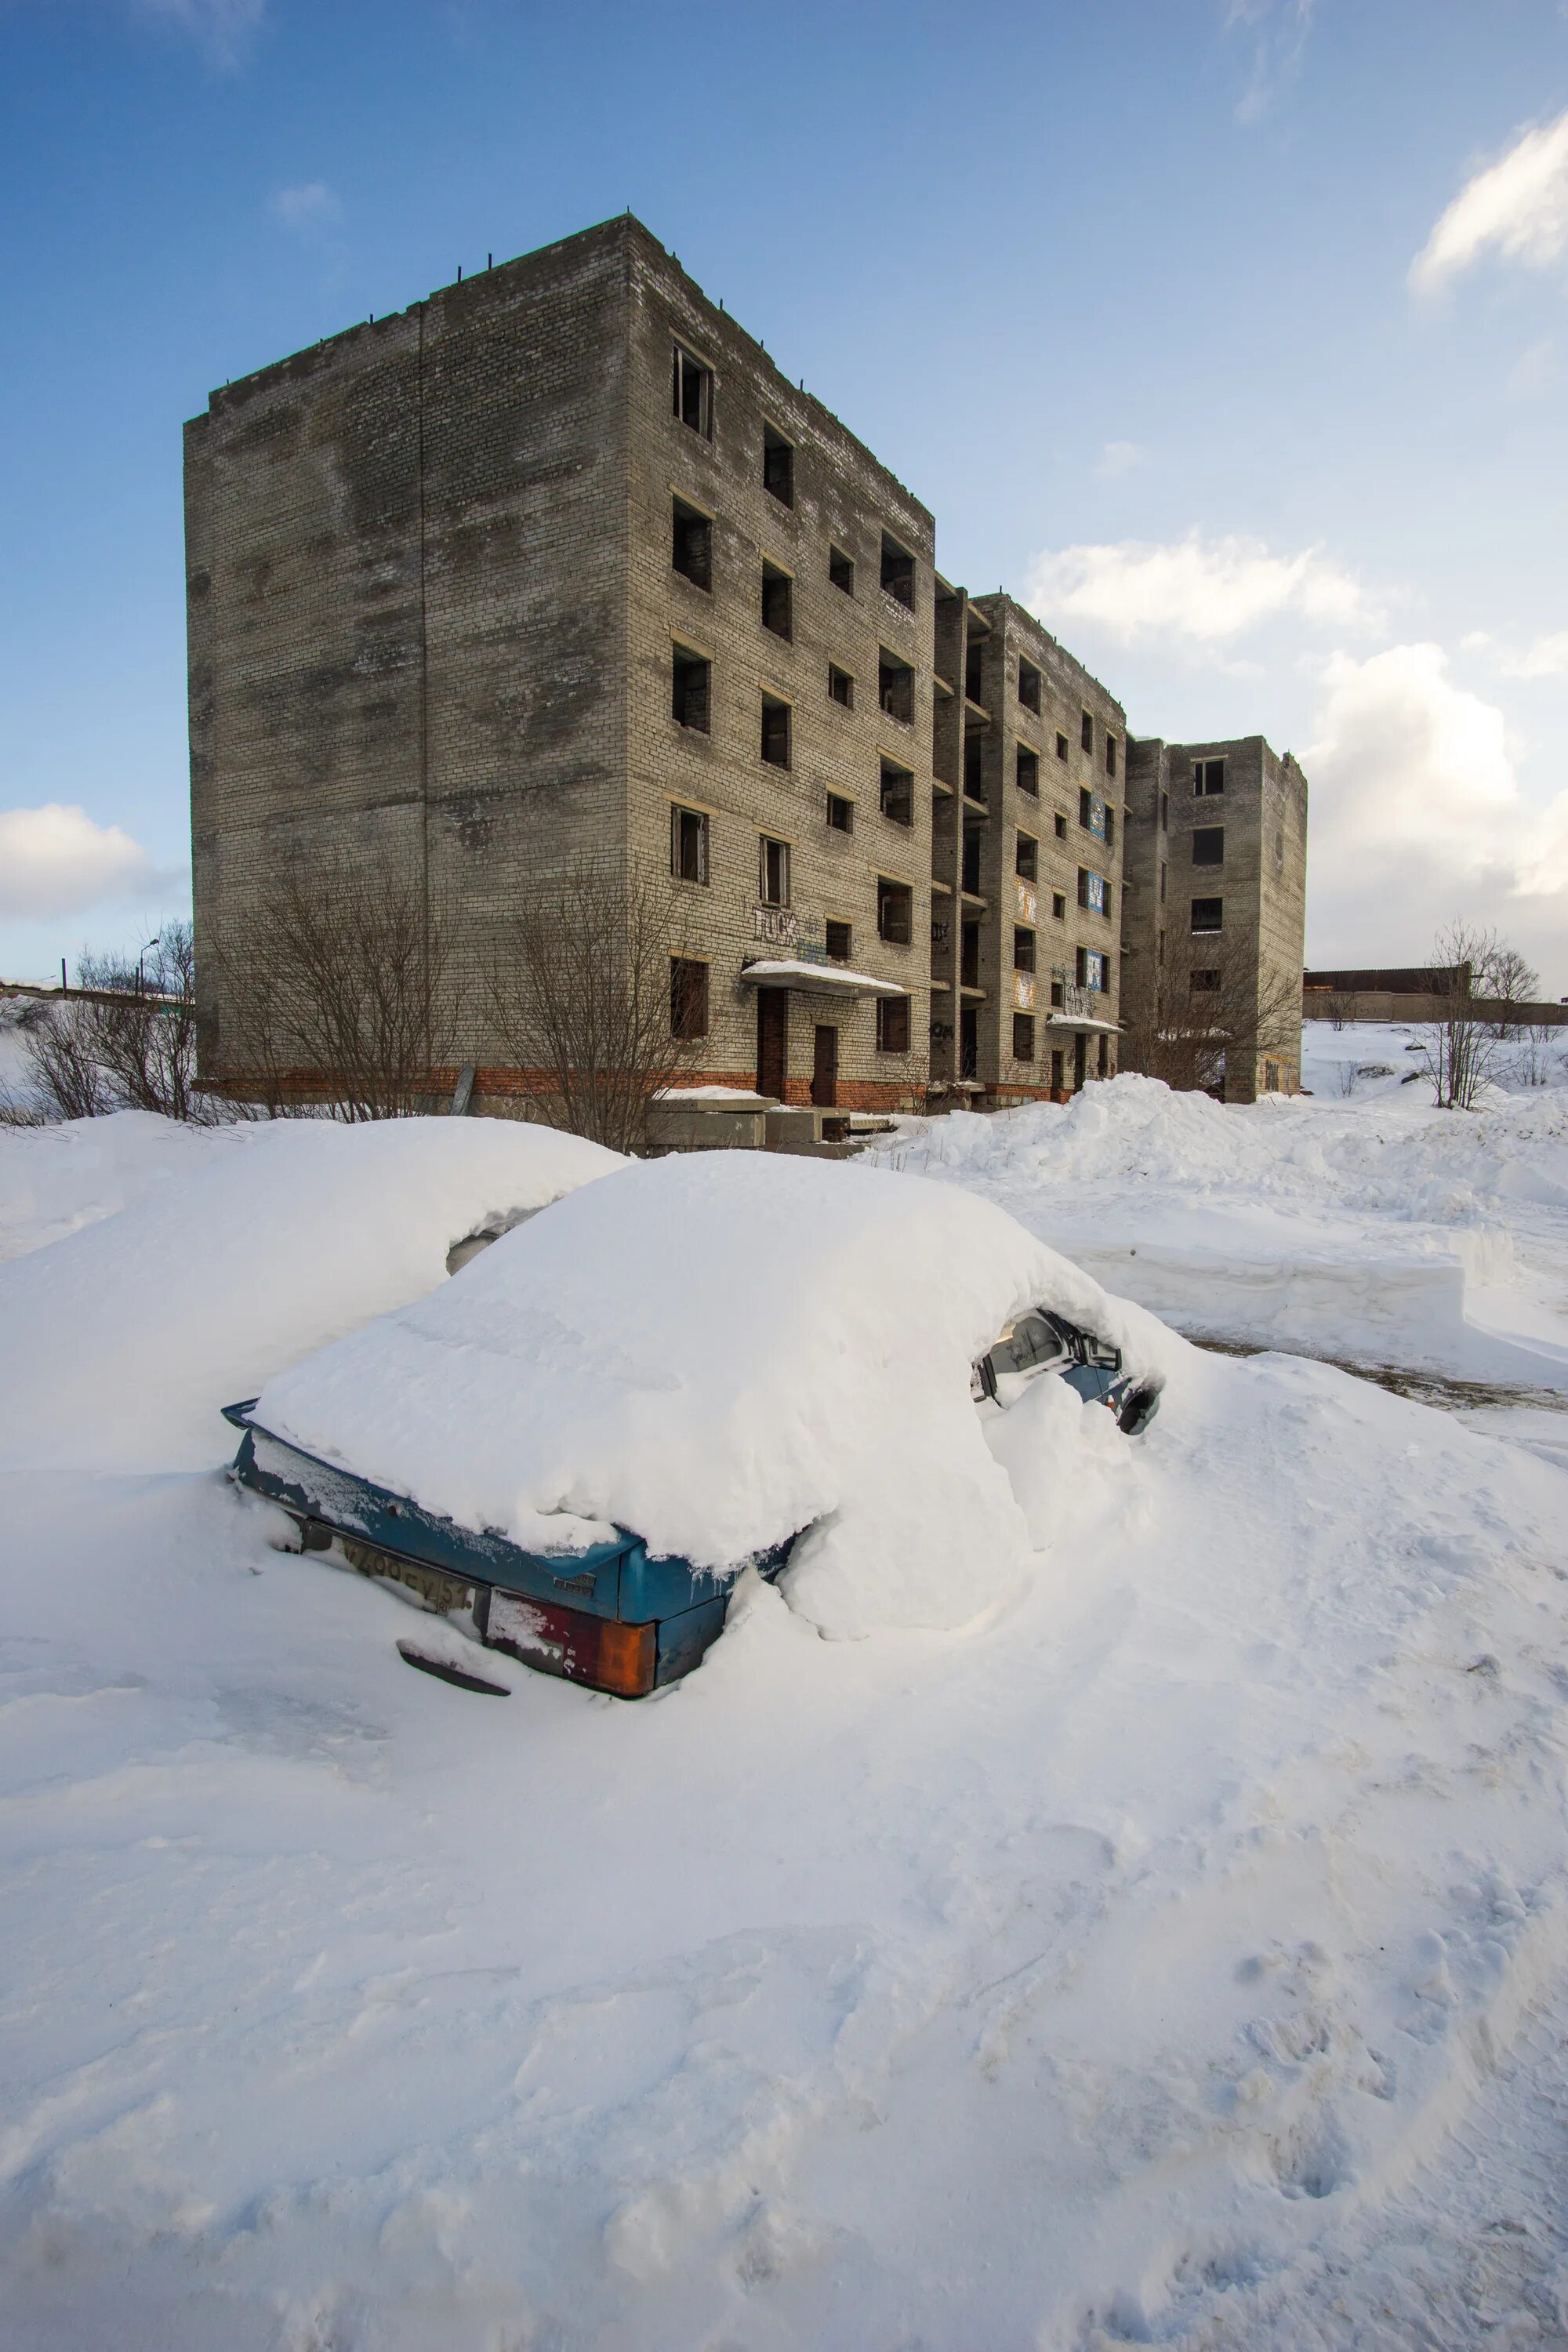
2;0;1566;986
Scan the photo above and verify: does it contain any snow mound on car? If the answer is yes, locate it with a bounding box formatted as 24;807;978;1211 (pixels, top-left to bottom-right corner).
256;1152;1178;1636
0;1115;622;1473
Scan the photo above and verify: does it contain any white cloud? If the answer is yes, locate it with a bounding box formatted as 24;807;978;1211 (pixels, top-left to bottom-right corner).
1410;107;1568;295
1095;440;1146;480
1025;529;1378;648
1507;336;1558;398
0;806;158;920
136;0;265;71
1303;644;1568;971
1225;0;1315;125
269;181;343;233
1461;626;1568;679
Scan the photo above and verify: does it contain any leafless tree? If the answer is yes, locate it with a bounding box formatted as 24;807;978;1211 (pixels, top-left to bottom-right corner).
212;864;460;1120
1409;921;1504;1109
19;923;223;1124
1319;989;1357;1033
1475;942;1539;1040
1120;936;1301;1098
484;862;702;1153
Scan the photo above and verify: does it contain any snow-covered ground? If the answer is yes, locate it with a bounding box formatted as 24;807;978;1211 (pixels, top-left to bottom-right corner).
873;1025;1568;1398
4;1082;1568;2349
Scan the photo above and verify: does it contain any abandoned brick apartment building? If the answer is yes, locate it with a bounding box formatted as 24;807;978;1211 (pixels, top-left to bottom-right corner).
186;213;1306;1114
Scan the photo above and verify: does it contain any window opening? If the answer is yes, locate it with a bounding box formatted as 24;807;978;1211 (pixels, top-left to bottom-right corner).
1191;896;1223;934
826;791;854;834
964;729;985;801
1015;832;1038;881
670;956;708;1040
1194;757;1226;796
1017;657;1042;715
1192;825;1225;867
877;876;913;944
828;663;855;709
760;561;793;641
762;423;794;507
826;918;852;961
829;544;855;596
880;757;914;827
760;693;791;768
880;533;915;608
1051;891;1066;920
1014;927;1036;973
1056;731;1069;761
670;802;709;884
878;648;914;724
1080;710;1094;754
672;345;712;436
671;644;710;731
965;637;986;706
1016;743;1040;797
758;835;791;906
1054;811;1067;840
877;995;911;1053
1105;732;1117;778
671;497;711;590
1013;1013;1036;1061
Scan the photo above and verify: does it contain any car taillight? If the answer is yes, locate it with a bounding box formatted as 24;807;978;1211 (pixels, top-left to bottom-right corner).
485;1588;657;1700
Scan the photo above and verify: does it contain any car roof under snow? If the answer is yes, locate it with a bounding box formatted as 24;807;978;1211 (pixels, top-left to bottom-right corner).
254;1152;1175;1636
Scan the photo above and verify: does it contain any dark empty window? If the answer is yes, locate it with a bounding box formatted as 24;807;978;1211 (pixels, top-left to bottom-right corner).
877;994;911;1053
1054;811;1067;840
828;663;855;709
1191;896;1223;934
880;757;914;826
1014;927;1036;973
672;344;712;437
965;637;986;706
880;533;915;608
758;835;791;906
829;544;855;595
1056;731;1069;761
1016;744;1040;797
670;802;709;884
1104;807;1116;851
1160;862;1167;902
1105;732;1117;778
670;956;708;1040
1191;967;1220;993
760;694;791;768
1192;826;1225;867
671;644;710;731
1013;1013;1036;1062
826;917;852;961
964;730;985;800
1160;789;1169;830
878;649;914;724
1080;710;1094;755
826;791;854;833
671;497;711;590
1050;978;1065;1007
1051;891;1066;920
761;561;793;641
1194;757;1226;797
762;423;794;507
1018;657;1042;714
877;877;913;944
1016;832;1038;881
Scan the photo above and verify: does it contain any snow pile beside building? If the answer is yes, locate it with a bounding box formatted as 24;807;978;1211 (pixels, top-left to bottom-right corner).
256;1151;1177;1635
877;1070;1568;1384
0;1114;621;1473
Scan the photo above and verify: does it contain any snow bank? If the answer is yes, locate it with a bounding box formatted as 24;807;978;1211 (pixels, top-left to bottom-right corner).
877;1071;1568;1384
0;1115;621;1473
256;1151;1177;1636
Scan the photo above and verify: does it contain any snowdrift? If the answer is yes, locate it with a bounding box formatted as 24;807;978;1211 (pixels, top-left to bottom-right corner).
0;1114;621;1473
256;1150;1178;1637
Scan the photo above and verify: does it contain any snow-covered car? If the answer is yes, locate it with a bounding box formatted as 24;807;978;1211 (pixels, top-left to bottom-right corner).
226;1154;1167;1698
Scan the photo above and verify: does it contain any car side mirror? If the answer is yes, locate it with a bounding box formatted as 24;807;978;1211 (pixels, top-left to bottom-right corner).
1085;1341;1122;1371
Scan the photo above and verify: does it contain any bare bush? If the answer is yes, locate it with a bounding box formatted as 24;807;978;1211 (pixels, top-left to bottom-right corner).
1120;936;1301;1098
212;865;460;1120
484;863;701;1153
1476;942;1540;1040
20;924;220;1124
1319;989;1357;1033
1410;921;1504;1109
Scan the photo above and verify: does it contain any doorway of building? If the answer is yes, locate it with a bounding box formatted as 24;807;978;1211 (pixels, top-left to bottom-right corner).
757;989;789;1099
1073;1031;1087;1090
960;1005;978;1080
811;1024;838;1108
